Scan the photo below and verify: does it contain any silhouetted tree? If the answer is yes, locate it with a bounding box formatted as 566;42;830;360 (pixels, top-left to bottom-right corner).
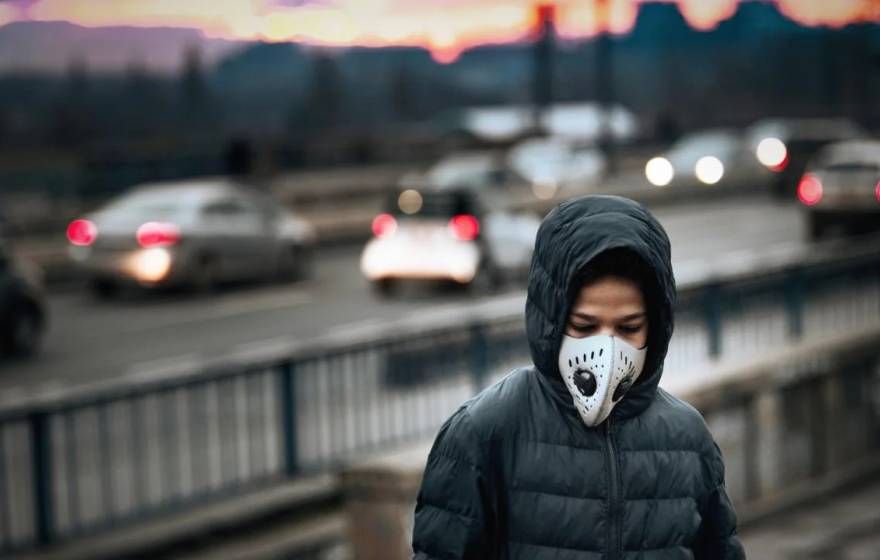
181;44;208;107
390;61;416;121
50;56;92;148
305;51;342;129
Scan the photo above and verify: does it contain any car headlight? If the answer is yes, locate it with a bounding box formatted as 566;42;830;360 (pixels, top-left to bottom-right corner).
126;248;172;283
756;137;788;171
645;157;674;187
695;156;724;185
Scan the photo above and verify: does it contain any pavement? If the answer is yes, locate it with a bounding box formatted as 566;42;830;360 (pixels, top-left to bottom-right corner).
740;475;880;560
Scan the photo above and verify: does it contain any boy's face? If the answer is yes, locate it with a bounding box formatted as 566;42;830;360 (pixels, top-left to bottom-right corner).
565;275;648;349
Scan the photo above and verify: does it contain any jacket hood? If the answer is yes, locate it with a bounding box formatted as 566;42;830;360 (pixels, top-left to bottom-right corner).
525;195;676;421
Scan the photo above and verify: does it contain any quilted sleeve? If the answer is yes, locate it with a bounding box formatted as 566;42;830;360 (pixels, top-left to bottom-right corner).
695;442;745;560
411;407;496;559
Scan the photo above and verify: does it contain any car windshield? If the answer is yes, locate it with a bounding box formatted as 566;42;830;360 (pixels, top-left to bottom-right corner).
387;190;478;218
101;189;191;217
426;154;499;188
668;131;740;164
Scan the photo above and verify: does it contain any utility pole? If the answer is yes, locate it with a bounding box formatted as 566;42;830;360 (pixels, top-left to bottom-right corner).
595;0;617;174
532;3;556;136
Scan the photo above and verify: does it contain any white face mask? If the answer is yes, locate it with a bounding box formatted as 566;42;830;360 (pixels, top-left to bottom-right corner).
557;334;647;427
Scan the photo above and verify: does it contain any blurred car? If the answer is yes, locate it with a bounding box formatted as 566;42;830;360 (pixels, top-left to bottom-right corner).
0;239;47;356
399;150;530;193
644;128;762;188
796;139;880;240
746;117;866;197
507;136;606;199
67;178;316;295
360;186;539;295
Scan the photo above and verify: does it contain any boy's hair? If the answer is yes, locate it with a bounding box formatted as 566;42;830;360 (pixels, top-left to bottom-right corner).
577;248;654;298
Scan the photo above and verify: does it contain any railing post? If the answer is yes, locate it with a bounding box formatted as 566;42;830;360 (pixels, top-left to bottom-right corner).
470;323;488;393
784;268;804;341
704;284;723;359
280;362;299;477
29;411;53;546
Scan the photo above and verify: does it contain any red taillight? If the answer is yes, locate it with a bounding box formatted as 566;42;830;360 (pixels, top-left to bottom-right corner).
67;219;97;246
797;174;823;206
371;213;397;238
448;214;480;241
875;181;880;203
136;222;181;248
769;153;789;173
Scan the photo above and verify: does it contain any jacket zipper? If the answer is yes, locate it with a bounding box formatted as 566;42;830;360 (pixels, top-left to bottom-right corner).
605;417;620;560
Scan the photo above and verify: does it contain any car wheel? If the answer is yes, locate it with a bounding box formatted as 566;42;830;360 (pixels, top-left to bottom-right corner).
3;305;43;356
468;260;503;295
807;212;826;241
277;245;312;282
191;255;219;294
89;278;119;300
372;278;395;298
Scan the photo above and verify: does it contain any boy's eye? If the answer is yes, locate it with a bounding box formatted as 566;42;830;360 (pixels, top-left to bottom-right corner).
618;325;643;334
570;324;596;333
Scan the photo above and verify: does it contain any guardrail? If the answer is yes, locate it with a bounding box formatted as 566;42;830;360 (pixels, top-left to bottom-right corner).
0;240;878;555
339;325;880;560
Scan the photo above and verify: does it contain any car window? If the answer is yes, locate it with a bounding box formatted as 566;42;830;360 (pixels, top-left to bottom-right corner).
825;162;880;172
102;190;186;217
202;198;252;216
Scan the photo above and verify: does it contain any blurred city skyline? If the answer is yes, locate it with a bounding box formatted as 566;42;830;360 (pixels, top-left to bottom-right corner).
0;0;878;68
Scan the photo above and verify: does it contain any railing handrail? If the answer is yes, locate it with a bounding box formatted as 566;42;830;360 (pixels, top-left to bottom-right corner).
663;325;880;410
2;233;878;422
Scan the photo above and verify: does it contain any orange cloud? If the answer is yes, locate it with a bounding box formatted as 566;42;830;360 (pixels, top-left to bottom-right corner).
775;0;880;27
8;0;880;63
677;0;738;30
0;5;17;28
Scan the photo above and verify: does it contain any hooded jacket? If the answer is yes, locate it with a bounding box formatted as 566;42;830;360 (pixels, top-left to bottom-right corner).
412;195;744;560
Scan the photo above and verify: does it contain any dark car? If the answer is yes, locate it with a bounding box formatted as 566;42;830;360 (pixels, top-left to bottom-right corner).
0;240;47;356
797;139;880;240
746;117;865;197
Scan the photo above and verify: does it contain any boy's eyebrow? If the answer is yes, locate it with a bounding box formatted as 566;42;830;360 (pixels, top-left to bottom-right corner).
571;312;646;321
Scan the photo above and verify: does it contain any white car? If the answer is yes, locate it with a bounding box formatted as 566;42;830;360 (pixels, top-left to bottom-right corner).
67;178;316;296
360;187;539;295
507;137;606;199
797;139;880;239
644;129;762;188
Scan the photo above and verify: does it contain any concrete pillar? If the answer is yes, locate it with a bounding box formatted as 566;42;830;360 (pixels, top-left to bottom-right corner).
753;390;783;496
340;444;431;560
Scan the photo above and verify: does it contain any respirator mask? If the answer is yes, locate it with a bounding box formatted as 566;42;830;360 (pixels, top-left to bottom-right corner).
557;334;647;427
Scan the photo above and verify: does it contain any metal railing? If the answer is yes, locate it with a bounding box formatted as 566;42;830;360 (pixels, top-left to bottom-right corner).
0;241;878;554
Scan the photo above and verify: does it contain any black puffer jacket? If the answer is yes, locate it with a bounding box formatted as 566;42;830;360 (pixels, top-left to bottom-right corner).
412;195;745;559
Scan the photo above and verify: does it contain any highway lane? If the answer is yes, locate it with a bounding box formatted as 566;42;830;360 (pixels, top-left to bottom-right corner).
0;194;810;402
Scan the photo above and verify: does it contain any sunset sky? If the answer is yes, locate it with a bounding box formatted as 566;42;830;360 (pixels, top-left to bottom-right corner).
0;0;878;62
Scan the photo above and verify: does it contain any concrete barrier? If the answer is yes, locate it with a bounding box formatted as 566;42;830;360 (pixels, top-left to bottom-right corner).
339;326;880;560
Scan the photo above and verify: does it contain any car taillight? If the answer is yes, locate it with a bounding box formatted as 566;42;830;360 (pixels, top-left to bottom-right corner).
448;214;480;241
797;174;823;206
769;152;789;172
67;219;97;246
875;181;880;203
136;222;181;248
371;213;397;238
